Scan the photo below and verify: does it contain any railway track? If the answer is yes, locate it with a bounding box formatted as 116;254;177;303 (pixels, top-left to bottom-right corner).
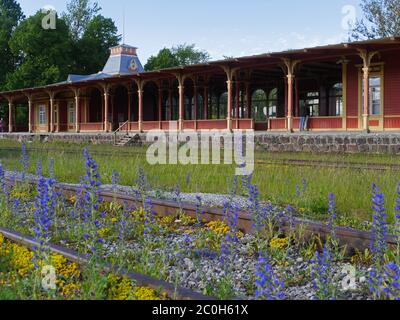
4;176;397;253
0;226;212;300
2;146;400;171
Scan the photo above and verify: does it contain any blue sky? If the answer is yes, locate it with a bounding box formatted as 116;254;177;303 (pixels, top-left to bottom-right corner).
18;0;363;63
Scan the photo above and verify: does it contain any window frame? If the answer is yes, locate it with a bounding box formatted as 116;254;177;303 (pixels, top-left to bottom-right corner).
38;104;47;125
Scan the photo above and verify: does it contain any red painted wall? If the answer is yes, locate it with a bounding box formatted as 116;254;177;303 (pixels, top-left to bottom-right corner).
382;51;400;116
346;59;359;117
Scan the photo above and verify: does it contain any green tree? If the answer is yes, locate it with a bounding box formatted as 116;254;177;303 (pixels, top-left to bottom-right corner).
63;0;101;40
63;0;120;75
73;15;120;75
5;11;73;90
145;44;210;71
144;48;179;71
352;0;400;39
0;0;24;89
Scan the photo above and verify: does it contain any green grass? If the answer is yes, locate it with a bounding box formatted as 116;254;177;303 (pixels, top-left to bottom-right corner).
1;139;400;227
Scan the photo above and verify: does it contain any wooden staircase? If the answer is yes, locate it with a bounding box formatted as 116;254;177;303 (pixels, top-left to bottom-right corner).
113;121;131;147
114;134;133;147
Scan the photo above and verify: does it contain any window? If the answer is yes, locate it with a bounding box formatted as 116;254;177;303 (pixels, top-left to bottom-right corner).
329;83;343;116
68;102;75;124
38;105;46;125
268;88;278;118
304;91;320;117
251;89;267;121
369;76;381;115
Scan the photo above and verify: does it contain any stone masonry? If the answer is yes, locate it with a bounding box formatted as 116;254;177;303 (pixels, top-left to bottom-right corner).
2;132;400;155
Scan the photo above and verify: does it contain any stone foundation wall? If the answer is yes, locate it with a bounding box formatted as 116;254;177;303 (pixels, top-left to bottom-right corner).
253;133;400;154
2;132;400;155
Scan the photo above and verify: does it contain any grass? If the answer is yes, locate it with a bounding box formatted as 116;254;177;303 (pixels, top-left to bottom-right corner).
1;139;400;227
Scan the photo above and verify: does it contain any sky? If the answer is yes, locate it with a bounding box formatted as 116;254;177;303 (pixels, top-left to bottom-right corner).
18;0;363;64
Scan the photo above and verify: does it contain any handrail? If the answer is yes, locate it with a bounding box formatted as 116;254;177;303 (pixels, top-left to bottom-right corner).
113;120;129;145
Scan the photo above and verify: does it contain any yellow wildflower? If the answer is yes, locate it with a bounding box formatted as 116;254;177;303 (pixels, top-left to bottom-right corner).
270;237;289;251
133;287;161;301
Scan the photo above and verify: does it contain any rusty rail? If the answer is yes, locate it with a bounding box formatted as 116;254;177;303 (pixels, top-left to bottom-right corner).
5;176;397;253
0;226;213;300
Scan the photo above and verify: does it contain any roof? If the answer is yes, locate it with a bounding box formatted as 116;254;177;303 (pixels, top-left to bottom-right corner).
1;36;400;98
102;54;144;75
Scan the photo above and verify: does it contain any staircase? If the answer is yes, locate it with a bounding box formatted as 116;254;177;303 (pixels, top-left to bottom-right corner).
114;134;133;147
113;121;131;146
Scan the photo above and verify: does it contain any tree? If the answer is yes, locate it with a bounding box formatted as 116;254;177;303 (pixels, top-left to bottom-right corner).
63;0;101;40
351;0;400;39
0;0;24;89
5;11;73;90
144;48;179;71
145;44;210;71
73;15;120;75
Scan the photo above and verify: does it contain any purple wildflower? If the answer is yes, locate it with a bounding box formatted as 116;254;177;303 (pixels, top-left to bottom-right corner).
369;183;389;298
382;262;400;300
32;175;57;267
311;244;335;300
255;253;286;300
20;143;29;179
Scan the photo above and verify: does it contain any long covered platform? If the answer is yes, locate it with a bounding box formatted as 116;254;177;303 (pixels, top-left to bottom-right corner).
1;37;400;134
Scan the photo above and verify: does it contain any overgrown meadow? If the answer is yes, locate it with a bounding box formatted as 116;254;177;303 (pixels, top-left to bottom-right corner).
0;141;399;300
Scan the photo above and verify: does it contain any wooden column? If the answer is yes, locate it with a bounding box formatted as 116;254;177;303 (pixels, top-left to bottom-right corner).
28;97;33;133
193;85;198;130
74;91;80;133
227;80;233;131
223;67;237;131
8;100;13;133
138;89;143;132
103;88;109;132
362;66;370;132
49;93;55;133
358;50;378;132
287;75;294;132
178;85;185;131
282;59;300;133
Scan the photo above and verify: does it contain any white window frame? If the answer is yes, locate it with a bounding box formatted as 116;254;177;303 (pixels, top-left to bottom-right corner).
38;104;47;125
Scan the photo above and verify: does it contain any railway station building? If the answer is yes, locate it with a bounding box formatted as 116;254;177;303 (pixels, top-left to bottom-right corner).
1;37;400;134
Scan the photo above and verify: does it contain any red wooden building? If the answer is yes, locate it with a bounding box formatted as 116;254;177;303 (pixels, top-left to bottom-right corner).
1;37;400;134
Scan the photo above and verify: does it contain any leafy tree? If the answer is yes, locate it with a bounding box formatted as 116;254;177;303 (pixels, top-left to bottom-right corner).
145;48;179;71
145;44;210;71
72;15;120;75
63;0;101;40
5;11;73;90
352;0;400;39
63;0;120;75
0;0;24;89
